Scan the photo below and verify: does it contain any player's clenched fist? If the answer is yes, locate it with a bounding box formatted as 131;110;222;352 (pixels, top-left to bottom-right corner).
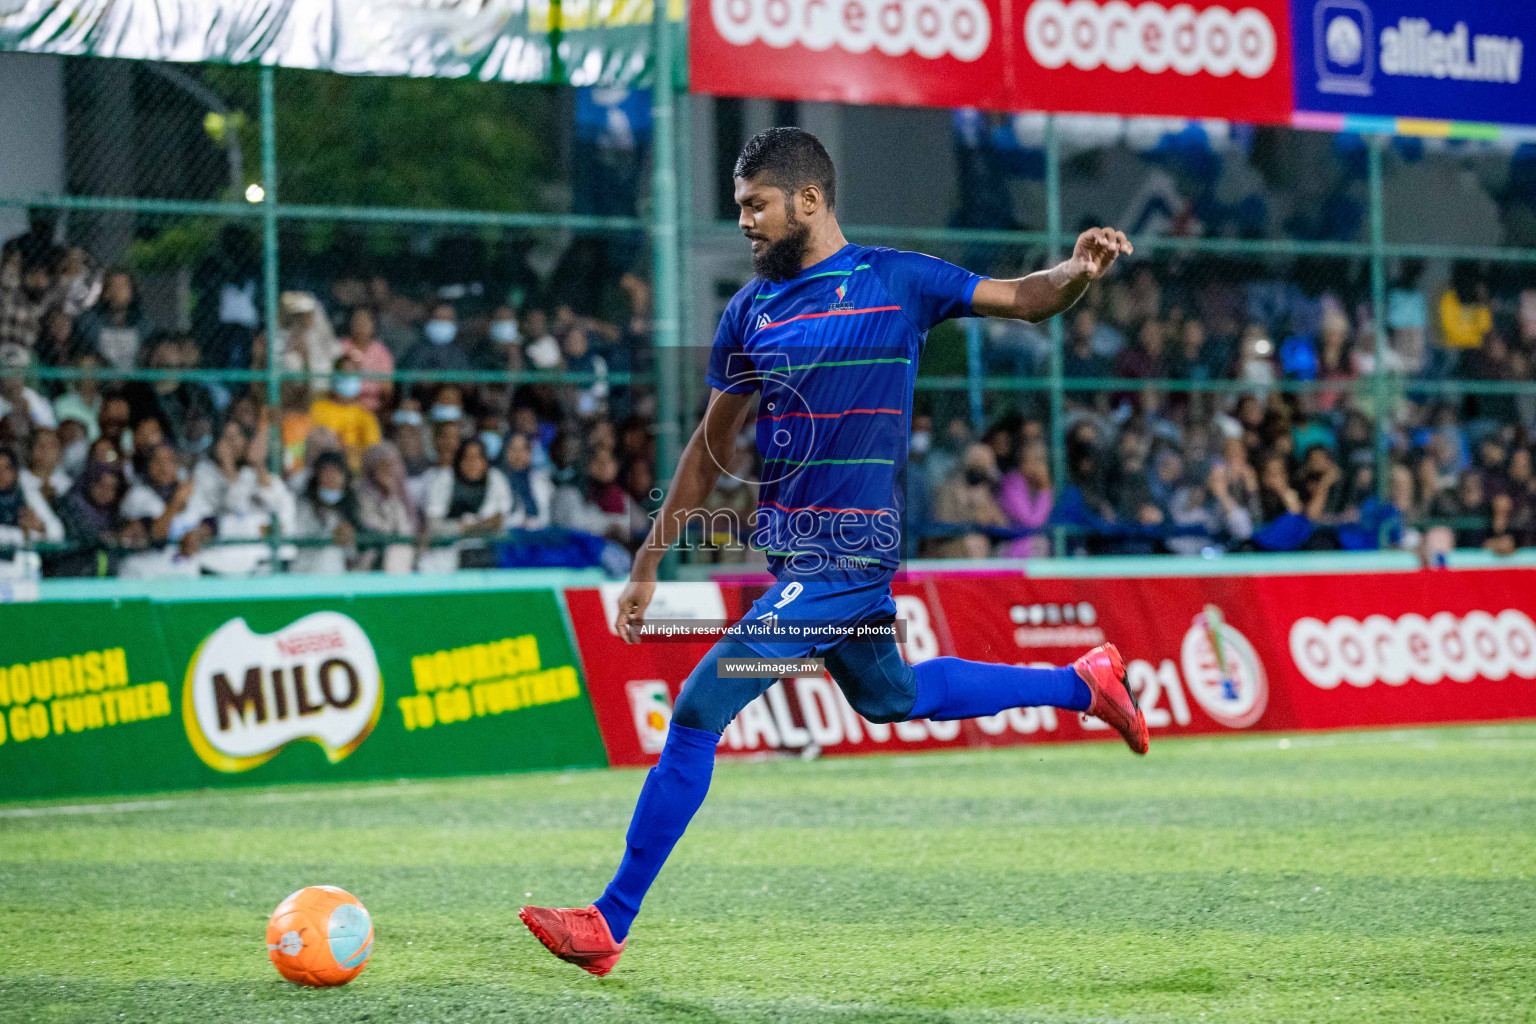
1069;227;1133;281
613;579;656;644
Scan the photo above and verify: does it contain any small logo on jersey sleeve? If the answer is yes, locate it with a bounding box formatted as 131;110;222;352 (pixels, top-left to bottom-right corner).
755;313;771;331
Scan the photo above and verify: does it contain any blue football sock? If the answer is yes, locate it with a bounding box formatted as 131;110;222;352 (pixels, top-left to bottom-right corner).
593;722;718;942
908;657;1091;720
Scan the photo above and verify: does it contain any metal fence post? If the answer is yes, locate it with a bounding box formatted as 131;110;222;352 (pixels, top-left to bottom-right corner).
1045;114;1067;556
651;0;683;577
259;66;286;571
1367;135;1391;502
965;319;984;430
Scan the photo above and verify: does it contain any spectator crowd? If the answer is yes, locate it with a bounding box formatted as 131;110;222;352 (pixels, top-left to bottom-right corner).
2;213;1534;580
904;256;1536;559
0;219;658;579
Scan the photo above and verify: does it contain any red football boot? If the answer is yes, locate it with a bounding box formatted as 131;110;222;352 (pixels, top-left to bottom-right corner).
518;904;626;976
1073;643;1149;755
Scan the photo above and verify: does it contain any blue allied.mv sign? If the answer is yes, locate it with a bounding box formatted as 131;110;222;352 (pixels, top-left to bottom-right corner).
1293;0;1533;126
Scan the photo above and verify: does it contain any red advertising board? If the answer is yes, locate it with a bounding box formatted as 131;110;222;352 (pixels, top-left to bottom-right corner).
566;567;1536;768
689;0;1294;123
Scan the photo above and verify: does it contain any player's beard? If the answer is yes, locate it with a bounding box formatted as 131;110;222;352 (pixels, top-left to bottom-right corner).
752;208;812;283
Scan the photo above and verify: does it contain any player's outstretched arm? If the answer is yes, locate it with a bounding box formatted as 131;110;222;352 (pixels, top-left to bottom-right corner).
613;387;755;642
971;226;1132;324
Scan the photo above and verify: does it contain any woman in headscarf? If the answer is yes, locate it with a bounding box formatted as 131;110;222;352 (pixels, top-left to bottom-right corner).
288;450;358;575
357;441;417;573
420;436;513;572
0;447;63;578
118;442;204;578
54;461;132;577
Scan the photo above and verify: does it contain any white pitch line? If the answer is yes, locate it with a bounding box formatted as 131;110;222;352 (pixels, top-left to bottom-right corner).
0;798;179;819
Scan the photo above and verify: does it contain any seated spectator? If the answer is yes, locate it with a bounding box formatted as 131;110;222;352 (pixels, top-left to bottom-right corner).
78;269;142;371
410;417;463;510
356;442;418;573
54;461;133;577
0;344;56;427
520;309;563;370
550;445;642;543
192;418;293;575
931;443;1006;558
309;354;381;469
289;451;358;575
1062;327;1109;384
389;399;431;477
0;250;62;354
1237;325;1277;390
400;301;472;373
278;291;341;374
1107;434;1161;527
53;352;106;441
118;443;205;578
1114;320;1167;380
487;305;523;370
563;327;609;417
1257;452;1304;522
1489;447;1536;551
504;432;553;531
1167;462;1255;556
0;446;63;558
1438;262;1490;354
22;427;70;506
420;437;513;572
340;307;394;413
37;305;86;366
997;440;1052;558
126;335;217;447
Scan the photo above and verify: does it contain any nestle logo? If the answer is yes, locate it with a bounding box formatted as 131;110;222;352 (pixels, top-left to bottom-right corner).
276;630;346;657
1024;0;1278;78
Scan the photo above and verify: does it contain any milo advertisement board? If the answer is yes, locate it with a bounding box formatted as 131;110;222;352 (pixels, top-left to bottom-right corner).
0;587;606;801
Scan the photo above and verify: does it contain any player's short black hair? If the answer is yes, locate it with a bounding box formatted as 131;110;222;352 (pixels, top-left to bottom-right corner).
733;127;836;211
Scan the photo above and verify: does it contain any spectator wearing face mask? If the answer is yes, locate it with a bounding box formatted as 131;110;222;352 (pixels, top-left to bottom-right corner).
309;355;381;470
0;446;63;565
488;305;523;370
520;309;563;370
289;451;358;575
389;399;432;477
420;437;514;572
340;307;394;412
118;442;205;578
400;301;472;372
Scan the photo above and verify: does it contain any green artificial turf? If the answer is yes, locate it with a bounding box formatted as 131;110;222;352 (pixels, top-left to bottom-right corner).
2;724;1534;1024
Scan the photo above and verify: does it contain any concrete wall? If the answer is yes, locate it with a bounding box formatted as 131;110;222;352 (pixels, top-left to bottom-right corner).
0;53;66;242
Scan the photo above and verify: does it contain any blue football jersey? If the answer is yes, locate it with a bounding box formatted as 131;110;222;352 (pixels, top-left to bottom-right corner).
706;243;981;577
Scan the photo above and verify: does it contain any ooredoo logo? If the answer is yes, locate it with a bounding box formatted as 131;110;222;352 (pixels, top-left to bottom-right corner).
1289;609;1536;690
710;0;993;61
183;612;383;773
1180;606;1268;728
1024;0;1278;77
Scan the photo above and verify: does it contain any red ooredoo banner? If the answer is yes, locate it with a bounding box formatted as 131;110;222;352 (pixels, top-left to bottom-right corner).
567;568;1536;768
689;0;1294;123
